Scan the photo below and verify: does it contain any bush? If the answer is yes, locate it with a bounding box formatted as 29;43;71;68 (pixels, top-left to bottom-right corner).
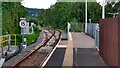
16;34;22;45
16;32;40;46
24;32;39;46
16;25;40;46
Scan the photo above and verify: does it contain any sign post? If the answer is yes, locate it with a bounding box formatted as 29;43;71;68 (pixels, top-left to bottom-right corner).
19;18;27;46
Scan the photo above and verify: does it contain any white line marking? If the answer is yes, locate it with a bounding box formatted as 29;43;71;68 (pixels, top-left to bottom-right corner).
57;45;67;48
41;38;61;67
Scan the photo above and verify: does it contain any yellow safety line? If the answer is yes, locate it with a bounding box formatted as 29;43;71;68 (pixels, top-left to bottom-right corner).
62;40;73;67
62;32;73;67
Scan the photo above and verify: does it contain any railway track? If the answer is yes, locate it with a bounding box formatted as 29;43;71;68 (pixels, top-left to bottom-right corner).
12;30;61;68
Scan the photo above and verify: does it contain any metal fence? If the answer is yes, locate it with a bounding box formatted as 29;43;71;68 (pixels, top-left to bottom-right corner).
70;22;84;32
87;23;99;50
0;34;16;57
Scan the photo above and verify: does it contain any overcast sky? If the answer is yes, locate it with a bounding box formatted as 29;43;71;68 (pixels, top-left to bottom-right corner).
21;0;57;9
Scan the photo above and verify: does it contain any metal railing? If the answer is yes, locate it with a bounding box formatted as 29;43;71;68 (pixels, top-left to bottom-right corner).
87;23;99;50
0;34;16;46
0;34;16;57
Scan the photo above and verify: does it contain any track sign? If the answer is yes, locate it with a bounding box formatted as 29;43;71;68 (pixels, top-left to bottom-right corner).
19;20;27;28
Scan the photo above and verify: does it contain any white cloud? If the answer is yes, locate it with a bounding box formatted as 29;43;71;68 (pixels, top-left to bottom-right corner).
21;0;57;9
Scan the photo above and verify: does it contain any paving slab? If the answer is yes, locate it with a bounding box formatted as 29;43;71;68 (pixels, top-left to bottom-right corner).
72;32;106;67
73;48;106;67
72;32;95;48
59;40;67;45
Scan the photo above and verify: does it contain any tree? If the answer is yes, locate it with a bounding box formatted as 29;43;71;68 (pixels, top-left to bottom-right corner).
2;2;27;34
38;2;120;31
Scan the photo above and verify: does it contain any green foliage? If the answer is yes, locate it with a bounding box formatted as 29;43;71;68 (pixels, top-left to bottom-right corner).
38;2;85;31
16;34;22;45
25;26;40;45
2;2;40;46
24;33;39;46
2;2;27;35
70;23;84;32
29;18;39;25
88;2;101;23
38;2;120;31
16;26;40;45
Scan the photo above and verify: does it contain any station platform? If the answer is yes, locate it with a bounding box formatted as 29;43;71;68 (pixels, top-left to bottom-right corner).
72;33;106;67
44;32;107;68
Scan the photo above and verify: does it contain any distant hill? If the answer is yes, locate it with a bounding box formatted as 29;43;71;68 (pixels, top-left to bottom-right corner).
27;8;40;17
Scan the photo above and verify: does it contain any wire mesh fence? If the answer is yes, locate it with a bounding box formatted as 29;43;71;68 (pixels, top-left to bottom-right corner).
70;22;84;32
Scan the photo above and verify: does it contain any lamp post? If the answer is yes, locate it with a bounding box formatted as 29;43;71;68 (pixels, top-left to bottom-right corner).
102;5;105;19
97;0;107;19
85;0;87;33
97;0;119;19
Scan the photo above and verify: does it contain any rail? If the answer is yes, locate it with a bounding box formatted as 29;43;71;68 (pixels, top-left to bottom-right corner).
39;30;61;67
12;30;61;67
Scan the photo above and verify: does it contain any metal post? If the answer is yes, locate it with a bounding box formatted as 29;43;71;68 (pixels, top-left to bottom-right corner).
7;35;11;51
102;5;105;19
85;0;87;33
0;2;2;36
68;22;70;33
89;19;91;23
22;28;24;46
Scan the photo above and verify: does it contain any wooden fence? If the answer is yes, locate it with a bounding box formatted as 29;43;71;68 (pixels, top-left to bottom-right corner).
99;17;120;67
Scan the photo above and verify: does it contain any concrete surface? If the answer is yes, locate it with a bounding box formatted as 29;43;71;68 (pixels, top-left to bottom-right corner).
72;32;95;48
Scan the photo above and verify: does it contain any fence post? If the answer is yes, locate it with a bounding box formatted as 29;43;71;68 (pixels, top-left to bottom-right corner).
67;22;71;33
95;23;99;51
7;35;11;51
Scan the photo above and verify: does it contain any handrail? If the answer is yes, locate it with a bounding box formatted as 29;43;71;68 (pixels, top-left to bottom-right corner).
0;34;16;46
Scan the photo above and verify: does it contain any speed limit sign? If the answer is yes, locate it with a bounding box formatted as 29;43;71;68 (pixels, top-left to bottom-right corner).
19;20;27;28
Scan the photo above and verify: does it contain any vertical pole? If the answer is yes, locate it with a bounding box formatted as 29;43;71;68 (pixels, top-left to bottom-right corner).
0;1;2;36
85;0;87;33
89;19;91;23
8;35;11;51
22;28;24;46
113;14;115;18
68;22;70;33
102;5;105;19
15;35;16;46
67;22;69;38
0;1;2;57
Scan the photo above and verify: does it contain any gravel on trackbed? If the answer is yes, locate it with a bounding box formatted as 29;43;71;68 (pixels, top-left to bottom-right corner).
2;32;45;67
